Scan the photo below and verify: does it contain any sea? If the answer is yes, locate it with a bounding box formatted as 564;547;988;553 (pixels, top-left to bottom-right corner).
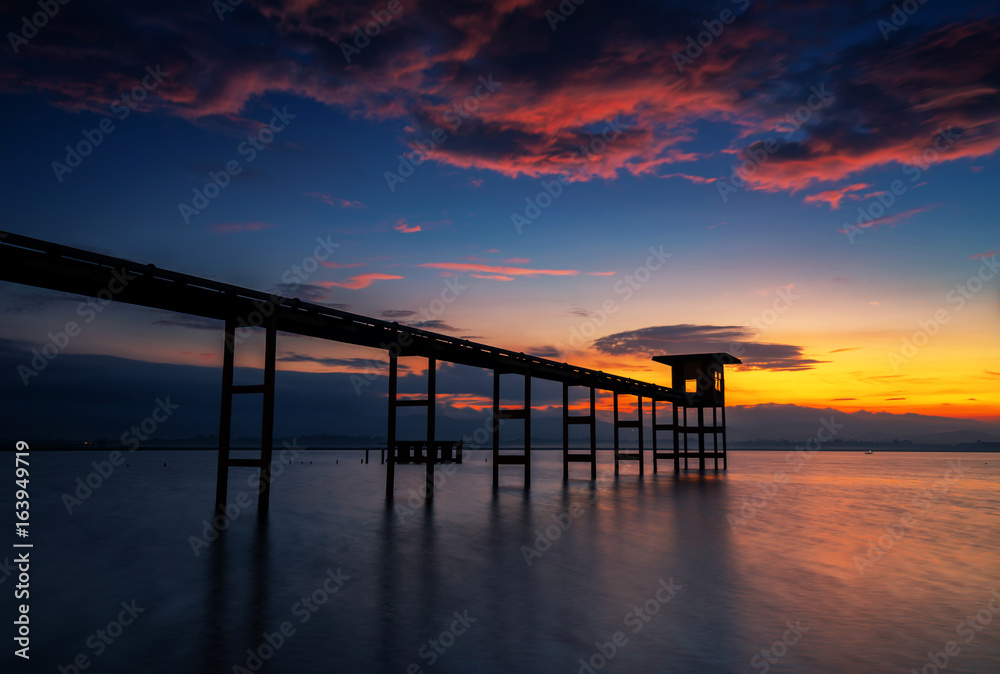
1;449;997;673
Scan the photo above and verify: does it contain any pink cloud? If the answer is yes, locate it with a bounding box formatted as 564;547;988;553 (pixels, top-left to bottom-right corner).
837;204;942;234
504;258;531;264
419;262;579;277
970;251;997;259
317;273;404;290
394;219;421;233
471;274;515;281
803;183;871;209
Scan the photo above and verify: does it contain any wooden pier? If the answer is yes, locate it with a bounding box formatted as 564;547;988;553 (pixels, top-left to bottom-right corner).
0;231;740;513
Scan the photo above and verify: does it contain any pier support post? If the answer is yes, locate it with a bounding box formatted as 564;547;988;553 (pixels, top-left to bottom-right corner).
613;392;620;475
562;384;598;480
426;358;436;498
492;368;531;487
215;312;277;516
257;315;277;515
215;316;236;513
492;368;500;486
697;407;706;471
562;383;569;481
385;353;397;499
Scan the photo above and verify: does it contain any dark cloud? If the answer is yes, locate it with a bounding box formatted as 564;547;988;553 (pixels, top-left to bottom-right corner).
2;2;995;192
152;314;218;331
381;309;418;319
270;282;347;308
592;324;827;371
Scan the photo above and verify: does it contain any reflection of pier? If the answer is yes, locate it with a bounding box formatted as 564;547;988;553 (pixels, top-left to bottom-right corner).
0;231;740;513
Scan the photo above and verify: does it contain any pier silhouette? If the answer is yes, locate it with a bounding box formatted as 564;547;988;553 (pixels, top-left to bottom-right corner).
0;231;740;514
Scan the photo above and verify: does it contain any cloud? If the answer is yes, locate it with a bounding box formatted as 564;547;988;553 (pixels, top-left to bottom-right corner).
837;204;943;234
408;320;463;332
394;219;421;233
381;309;418;319
803;183;871;209
470;273;514;281
152;314;219;330
319;260;364;269
591;324;827;371
211;221;275;234
4;4;999;196
971;251;997;260
270;282;348;308
419;262;578;277
317;273;404;289
304;192;366;209
527;344;562;358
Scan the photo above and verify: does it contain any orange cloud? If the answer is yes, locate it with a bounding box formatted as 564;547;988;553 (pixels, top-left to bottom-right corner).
318;273;404;289
394;220;421;233
471;274;514;281
803;183;871;209
419;262;578;277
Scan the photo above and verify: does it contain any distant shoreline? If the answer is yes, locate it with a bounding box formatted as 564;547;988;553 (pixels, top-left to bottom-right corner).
9;445;1000;453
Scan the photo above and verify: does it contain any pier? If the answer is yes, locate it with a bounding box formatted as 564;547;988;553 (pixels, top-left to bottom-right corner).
0;231;741;514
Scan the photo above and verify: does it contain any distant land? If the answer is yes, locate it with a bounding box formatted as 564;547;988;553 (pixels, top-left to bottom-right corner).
8;434;1000;452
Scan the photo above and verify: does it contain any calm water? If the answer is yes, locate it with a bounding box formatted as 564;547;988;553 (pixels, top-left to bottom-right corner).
2;450;998;673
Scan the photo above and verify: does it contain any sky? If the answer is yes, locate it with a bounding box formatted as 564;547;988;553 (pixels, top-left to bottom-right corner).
1;0;998;443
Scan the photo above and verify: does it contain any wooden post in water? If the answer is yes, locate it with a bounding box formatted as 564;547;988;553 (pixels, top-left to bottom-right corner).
215;316;236;513
385;353;397;499
426;357;436;497
257;315;277;515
